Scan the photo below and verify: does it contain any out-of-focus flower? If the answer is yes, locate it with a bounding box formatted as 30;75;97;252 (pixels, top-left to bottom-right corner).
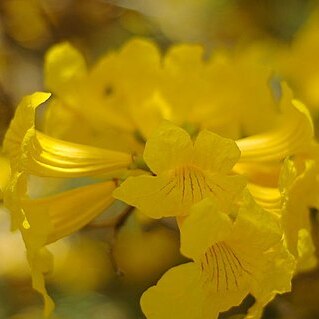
277;9;319;111
51;237;114;293
113;210;182;284
43;39;281;146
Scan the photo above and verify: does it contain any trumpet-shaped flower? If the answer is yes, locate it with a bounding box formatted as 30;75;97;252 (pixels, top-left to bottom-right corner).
234;83;319;270
113;122;246;218
279;157;319;272
3;92;134;314
3;93;133;178
4;171;116;315
236;83;314;165
141;194;295;319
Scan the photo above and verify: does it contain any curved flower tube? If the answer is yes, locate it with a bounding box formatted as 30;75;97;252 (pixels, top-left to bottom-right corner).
3;93;133;177
237;84;314;163
2;92;135;315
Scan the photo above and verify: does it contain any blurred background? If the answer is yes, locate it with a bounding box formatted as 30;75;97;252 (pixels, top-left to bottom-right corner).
1;0;319;318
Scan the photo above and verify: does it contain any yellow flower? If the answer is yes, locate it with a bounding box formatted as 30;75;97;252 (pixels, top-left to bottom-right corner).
113;122;246;218
141;194;295;319
234;83;315;212
43;39;280;146
3;92;133;315
4;36;319;319
44;40;162;149
235;83;319;272
279;157;319;272
3;93;133;177
236;83;314;165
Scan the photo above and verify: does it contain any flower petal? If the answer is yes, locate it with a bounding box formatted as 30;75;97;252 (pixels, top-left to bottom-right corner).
229;193;295;318
44;42;87;101
280;158;319;271
245;243;295;319
237;83;315;162
3;92;133;178
143;122;193;174
141;262;209;319
205;174;247;212
113;174;188;218
230;192;282;252
3;92;51;171
180;198;233;260
27;132;133;177
4;171;115;316
247;183;282;215
28;247;55;317
114;168;246;219
193;130;241;173
21;180;116;244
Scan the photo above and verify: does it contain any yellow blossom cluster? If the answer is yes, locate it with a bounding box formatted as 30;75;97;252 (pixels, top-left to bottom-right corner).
1;30;319;319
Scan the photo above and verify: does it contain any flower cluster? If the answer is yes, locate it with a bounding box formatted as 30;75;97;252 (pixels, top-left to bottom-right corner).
1;35;319;319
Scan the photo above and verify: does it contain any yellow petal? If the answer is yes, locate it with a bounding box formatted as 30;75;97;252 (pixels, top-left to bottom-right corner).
43;98;142;154
131;92;172;139
114;169;245;219
161;44;206;120
143;121;193;174
231;192;282;252
205;174;246;212
141;262;209;319
234;161;281;188
193;130;241;173
28;247;55;317
113;174;186;218
3;92;133;178
5;173;116;247
117;38;161;101
21;180;116;244
27;132;133;177
180;198;233;260
115;124;245;218
228;193;295;319
297;228;317;272
85;38;161;133
4;172;54;316
4;171;115;316
3;92;51;171
246;243;295;319
44;42;87;101
247;183;282;215
280;158;319;271
237;83;314;162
